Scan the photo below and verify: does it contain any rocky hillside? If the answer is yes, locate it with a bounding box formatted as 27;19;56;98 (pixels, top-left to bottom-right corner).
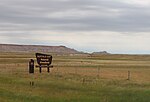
0;44;80;54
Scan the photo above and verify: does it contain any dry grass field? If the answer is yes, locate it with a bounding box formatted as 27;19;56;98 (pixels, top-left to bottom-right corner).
0;52;150;102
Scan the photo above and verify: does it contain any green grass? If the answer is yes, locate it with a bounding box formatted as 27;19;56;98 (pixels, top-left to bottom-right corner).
0;52;150;102
0;74;150;102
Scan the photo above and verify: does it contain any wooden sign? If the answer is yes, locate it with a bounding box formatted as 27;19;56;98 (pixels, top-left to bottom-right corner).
35;53;53;73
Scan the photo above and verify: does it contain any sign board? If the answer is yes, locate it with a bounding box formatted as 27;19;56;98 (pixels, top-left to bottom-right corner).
35;53;53;73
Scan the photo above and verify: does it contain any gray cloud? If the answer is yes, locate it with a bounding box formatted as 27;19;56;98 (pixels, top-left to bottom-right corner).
0;0;150;32
1;0;150;54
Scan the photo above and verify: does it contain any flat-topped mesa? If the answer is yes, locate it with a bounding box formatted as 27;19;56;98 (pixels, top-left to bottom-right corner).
92;51;110;55
0;44;80;54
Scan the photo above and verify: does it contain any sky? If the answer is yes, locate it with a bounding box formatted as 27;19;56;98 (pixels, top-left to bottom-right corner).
0;0;150;54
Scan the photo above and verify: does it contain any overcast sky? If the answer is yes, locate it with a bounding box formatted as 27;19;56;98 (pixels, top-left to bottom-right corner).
0;0;150;54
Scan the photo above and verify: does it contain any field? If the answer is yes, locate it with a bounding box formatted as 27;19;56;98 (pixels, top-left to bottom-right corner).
0;52;150;102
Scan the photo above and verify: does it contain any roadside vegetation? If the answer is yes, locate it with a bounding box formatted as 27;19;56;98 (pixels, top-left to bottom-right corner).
0;52;150;102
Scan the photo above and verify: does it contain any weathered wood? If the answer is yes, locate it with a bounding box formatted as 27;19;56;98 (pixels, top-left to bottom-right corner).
35;53;53;73
36;53;52;66
35;65;53;68
127;71;130;80
29;59;34;73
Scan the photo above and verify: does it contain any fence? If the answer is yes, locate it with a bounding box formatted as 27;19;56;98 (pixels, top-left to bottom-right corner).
0;63;150;83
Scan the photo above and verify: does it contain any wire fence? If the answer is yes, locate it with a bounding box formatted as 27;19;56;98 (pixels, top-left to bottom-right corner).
0;63;150;83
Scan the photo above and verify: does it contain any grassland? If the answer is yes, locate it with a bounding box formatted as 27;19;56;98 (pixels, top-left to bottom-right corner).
0;52;150;102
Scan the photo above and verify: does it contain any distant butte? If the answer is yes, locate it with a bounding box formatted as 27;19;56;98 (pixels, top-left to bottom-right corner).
92;51;110;54
0;44;80;54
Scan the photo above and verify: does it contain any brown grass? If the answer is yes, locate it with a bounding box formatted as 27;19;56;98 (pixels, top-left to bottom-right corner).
0;52;150;84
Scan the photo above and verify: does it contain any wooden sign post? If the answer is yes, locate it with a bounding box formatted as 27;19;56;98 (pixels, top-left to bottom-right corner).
29;59;34;74
35;53;53;73
28;53;53;86
127;71;130;80
29;59;34;86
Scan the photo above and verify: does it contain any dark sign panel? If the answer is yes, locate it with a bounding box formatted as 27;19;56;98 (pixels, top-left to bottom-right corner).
35;53;53;73
36;53;52;65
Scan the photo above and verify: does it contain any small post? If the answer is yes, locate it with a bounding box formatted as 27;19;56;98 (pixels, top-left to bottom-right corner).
97;67;100;78
82;78;85;85
29;59;34;86
47;67;50;73
57;66;59;73
127;71;130;80
57;66;59;75
75;67;77;74
39;66;41;73
29;59;34;74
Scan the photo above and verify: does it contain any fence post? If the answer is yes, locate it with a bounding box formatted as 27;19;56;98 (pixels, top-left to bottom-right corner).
97;67;100;78
56;65;59;78
29;59;34;74
75;67;77;74
29;59;34;86
127;71;130;80
57;66;59;74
